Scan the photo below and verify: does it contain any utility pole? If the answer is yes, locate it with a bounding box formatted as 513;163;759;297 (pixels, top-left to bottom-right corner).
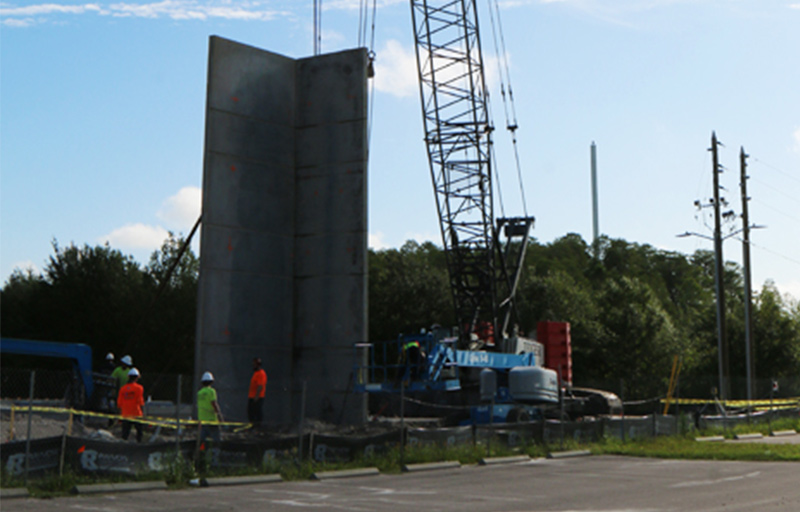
711;132;730;400
740;146;755;402
591;141;599;257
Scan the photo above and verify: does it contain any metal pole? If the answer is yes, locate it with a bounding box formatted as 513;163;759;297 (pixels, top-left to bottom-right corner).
740;147;755;403
558;366;564;450
620;379;626;443
488;397;494;457
298;381;307;460
591;141;599;254
24;370;35;485
400;382;406;469
711;132;730;400
176;375;182;456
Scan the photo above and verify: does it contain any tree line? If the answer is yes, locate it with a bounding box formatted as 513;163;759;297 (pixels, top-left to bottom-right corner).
2;233;798;400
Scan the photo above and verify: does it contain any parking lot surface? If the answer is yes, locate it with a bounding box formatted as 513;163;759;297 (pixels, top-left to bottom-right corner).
4;455;799;511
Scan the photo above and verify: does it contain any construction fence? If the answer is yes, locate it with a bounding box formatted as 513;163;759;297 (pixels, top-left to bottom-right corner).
4;403;799;482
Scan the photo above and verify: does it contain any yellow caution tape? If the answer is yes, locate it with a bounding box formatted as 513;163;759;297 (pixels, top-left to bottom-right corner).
660;397;800;407
8;404;250;429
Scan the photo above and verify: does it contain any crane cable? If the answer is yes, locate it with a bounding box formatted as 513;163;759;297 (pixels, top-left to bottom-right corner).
359;0;378;148
485;0;529;217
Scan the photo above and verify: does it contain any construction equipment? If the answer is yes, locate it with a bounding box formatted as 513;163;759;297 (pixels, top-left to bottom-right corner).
352;3;629;424
352;1;556;422
1;338;114;410
411;0;534;350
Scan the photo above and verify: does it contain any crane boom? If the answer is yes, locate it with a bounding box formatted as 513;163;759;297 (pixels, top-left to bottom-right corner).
411;0;533;350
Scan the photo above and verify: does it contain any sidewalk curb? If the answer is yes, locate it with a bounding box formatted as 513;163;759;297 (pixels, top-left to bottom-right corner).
479;455;531;465
312;467;380;480
72;481;168;495
547;450;591;459
402;461;461;472
203;474;283;486
0;487;30;499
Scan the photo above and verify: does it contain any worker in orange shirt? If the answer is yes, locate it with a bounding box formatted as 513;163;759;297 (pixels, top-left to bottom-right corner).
248;358;267;427
117;367;145;443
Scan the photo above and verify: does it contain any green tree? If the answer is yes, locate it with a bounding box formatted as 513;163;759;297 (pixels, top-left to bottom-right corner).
368;240;453;341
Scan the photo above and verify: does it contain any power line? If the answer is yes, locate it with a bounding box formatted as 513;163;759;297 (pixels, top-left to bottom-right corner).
751;176;800;206
751;156;800;184
736;237;800;268
751;197;800;224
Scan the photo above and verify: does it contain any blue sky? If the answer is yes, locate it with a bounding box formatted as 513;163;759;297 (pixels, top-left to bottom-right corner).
1;0;799;302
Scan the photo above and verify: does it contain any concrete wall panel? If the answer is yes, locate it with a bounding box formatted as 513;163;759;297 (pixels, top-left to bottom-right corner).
207;37;295;125
296;121;366;169
197;36;367;425
203;152;294;233
296;50;367;126
197;270;293;346
200;226;292;276
294;233;365;277
294;276;366;348
206;110;294;168
296;168;366;234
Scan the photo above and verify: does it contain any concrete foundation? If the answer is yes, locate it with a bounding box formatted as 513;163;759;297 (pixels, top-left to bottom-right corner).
195;36;368;425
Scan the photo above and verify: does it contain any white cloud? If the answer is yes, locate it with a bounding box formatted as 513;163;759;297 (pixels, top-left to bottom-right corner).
100;223;169;249
0;1;284;26
0;3;103;16
157;186;201;230
373;39;418;98
369;231;389;250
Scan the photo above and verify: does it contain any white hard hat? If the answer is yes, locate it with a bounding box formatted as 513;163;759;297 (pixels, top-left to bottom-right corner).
128;367;140;377
121;355;133;366
201;371;214;383
106;352;114;360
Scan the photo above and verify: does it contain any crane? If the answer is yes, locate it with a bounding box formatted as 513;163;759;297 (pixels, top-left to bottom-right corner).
410;0;534;351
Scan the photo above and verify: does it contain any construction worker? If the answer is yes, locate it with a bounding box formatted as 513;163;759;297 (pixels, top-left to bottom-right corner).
396;339;426;386
197;371;223;444
102;352;116;374
108;355;133;426
111;355;134;390
117;367;145;442
248;358;267;426
99;352;117;413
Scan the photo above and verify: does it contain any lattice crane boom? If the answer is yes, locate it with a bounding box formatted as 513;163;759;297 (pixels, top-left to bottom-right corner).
411;0;533;349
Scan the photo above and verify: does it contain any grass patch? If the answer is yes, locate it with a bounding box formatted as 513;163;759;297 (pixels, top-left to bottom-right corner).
594;435;800;461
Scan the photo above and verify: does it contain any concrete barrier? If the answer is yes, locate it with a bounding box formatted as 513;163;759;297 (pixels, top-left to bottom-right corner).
771;430;797;437
204;474;283;486
547;450;591;459
479;455;531;465
695;436;725;442
734;433;764;440
402;461;461;472
72;481;168;495
312;467;380;480
0;487;30;499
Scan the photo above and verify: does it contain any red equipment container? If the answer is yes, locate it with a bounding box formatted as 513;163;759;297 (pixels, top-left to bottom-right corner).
537;321;572;385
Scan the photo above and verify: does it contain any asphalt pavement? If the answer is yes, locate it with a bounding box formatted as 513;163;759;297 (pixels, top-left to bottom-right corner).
3;454;799;512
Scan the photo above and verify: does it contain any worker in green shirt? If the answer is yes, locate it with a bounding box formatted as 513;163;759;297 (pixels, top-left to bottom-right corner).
197;371;223;444
111;355;134;390
109;355;133;427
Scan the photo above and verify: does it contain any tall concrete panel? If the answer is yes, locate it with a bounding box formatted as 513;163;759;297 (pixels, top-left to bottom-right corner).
195;36;367;425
